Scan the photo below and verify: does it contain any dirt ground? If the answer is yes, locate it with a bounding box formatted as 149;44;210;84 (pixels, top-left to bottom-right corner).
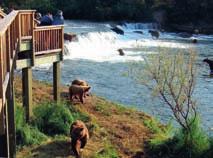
15;77;152;158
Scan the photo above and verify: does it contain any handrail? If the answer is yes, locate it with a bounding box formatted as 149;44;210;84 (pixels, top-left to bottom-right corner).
0;10;6;18
33;25;64;56
34;25;64;30
0;11;18;35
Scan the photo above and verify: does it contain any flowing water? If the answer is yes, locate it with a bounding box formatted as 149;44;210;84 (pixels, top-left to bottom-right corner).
33;20;213;133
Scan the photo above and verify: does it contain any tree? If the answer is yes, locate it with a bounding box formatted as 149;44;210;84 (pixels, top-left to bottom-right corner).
132;50;198;136
131;50;211;156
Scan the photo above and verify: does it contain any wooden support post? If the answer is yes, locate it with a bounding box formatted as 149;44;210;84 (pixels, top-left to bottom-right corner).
53;62;60;102
0;104;8;157
6;76;16;158
0;133;8;157
5;99;10;157
22;67;32;121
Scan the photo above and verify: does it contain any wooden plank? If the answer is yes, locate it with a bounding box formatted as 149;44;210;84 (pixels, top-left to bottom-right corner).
20;40;32;52
0;37;5;136
61;27;64;60
6;76;16;158
5;97;10;157
0;131;8;157
53;62;60;102
16;53;61;69
18;10;36;14
2;73;10;101
21;36;32;40
34;25;64;31
35;49;62;55
0;98;5;135
22;67;32;121
0;11;18;36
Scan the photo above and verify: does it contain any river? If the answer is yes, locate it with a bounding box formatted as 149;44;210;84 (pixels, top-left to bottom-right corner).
33;20;213;134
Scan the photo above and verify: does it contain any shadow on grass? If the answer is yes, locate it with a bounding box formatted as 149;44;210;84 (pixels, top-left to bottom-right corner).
31;140;74;158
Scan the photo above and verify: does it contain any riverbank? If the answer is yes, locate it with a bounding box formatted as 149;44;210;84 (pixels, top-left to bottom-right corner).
14;75;213;158
14;76;154;158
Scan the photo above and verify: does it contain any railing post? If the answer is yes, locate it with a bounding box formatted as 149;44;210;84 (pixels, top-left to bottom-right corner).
32;30;35;66
18;13;21;52
6;74;16;158
0;25;8;158
0;37;7;155
61;26;64;60
53;61;60;102
22;67;32;121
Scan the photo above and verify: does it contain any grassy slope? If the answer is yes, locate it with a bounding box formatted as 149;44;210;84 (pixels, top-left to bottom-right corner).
14;76;153;158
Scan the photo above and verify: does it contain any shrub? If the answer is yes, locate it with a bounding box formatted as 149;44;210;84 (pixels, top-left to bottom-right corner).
144;119;174;147
147;116;210;158
33;102;74;135
174;116;210;157
16;106;47;146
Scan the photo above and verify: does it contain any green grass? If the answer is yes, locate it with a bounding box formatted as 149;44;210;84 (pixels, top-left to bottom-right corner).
94;141;119;158
174;117;210;158
16;105;48;147
144;118;174;147
68;104;91;122
16;101;91;148
32;102;74;136
144;116;211;158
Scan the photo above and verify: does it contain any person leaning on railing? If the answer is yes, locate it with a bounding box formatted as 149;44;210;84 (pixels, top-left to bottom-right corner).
40;12;53;26
35;12;42;25
52;10;64;25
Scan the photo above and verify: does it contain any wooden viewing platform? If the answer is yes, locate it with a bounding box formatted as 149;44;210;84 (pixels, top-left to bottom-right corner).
0;10;64;157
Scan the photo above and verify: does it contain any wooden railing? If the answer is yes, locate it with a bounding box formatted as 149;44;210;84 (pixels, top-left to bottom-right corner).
0;10;63;135
0;10;6;19
0;9;64;157
19;10;34;40
33;25;64;55
0;11;19;106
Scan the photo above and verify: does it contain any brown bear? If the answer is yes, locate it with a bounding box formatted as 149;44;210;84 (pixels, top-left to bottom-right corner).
70;120;89;158
69;85;91;103
72;79;90;98
72;79;89;87
149;30;160;39
117;49;125;56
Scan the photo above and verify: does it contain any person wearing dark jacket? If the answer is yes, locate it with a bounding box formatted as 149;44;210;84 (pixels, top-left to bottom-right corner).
40;12;53;26
52;10;64;25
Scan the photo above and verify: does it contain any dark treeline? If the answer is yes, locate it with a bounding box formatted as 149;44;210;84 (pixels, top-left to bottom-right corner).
1;0;213;24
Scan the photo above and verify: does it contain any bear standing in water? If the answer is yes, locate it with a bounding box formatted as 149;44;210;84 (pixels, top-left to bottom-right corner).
203;58;213;75
70;120;89;158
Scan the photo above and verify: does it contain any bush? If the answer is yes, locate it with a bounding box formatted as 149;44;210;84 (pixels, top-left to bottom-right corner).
33;102;74;135
16;106;47;146
147;116;210;158
174;116;210;157
144;119;174;147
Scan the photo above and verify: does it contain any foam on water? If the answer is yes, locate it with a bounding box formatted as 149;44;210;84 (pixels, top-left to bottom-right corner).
63;22;194;63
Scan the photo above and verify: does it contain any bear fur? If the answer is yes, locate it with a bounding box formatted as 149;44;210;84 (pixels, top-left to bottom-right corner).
69;85;91;103
72;79;89;87
72;79;90;98
70;120;89;158
117;49;125;56
149;30;160;39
